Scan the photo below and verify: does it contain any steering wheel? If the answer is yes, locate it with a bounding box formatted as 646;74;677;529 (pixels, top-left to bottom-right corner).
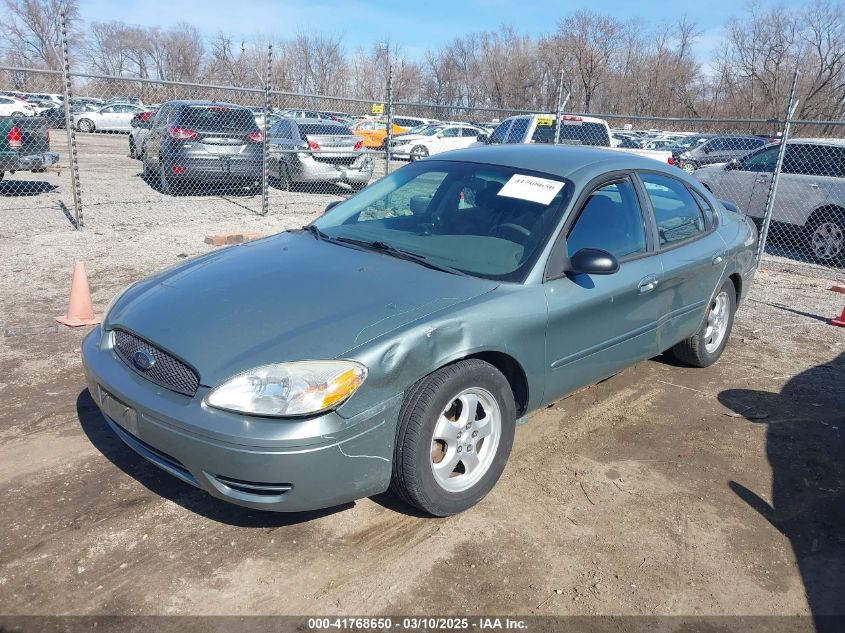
492;222;531;243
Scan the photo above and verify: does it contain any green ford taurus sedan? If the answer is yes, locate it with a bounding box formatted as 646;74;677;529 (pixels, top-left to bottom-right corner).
82;145;757;516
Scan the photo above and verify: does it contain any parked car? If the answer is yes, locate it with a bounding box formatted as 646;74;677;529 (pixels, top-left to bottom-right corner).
0;96;35;118
106;96;144;107
485;114;677;166
391;123;487;161
694;139;845;263
82;144;756;516
267;117;372;191
351;118;407;149
128;111;157;159
74;103;148;133
318;111;355;126
392;115;440;129
677;135;768;173
0;115;59;180
141;100;263;194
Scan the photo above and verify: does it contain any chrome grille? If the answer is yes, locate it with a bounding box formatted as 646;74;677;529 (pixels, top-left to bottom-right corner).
112;329;199;396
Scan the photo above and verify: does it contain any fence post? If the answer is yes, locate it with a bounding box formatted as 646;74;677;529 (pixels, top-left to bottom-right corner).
260;43;272;216
755;70;799;267
385;58;393;175
59;11;83;228
554;69;564;144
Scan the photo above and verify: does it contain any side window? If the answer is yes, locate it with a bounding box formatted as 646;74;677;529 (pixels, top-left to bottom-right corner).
641;173;707;247
708;138;725;151
440;127;460;138
101;106;117;113
689;188;716;226
461;127;479;137
489;121;511;144
506;118;530;143
741;146;778;172
566;178;647;260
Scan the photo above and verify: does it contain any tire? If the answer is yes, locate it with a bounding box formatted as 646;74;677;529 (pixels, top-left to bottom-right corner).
77;118;94;133
158;160;175;195
129;137;136;159
11;111;23;118
672;279;736;368
682;161;697;174
409;145;429;162
142;153;154;182
349;181;368;192
391;359;516;516
806;208;845;265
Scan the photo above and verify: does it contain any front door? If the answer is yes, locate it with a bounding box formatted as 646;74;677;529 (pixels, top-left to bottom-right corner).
544;175;662;401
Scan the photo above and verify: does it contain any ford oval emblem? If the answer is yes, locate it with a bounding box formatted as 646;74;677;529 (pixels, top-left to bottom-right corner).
133;350;155;371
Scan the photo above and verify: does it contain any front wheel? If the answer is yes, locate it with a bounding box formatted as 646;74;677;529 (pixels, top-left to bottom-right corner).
681;161;697;174
391;359;516;516
77;118;95;133
671;279;736;367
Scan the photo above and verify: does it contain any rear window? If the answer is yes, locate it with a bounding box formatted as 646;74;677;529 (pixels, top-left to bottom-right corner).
179;106;257;132
297;123;353;138
532;121;610;147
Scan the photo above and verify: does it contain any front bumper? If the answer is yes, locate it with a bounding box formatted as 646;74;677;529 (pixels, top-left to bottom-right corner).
81;327;400;512
0;151;59;172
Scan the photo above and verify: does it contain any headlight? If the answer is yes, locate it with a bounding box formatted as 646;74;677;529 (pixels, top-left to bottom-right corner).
205;360;367;417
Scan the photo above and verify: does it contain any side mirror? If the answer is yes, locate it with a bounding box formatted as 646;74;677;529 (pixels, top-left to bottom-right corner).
726;158;741;171
477;133;489;143
702;146;711;154
568;248;619;275
436;133;444;139
410;195;432;215
324;200;341;214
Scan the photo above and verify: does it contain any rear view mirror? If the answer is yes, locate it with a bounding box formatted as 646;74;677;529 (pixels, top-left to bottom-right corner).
568;248;619;275
410;195;432;215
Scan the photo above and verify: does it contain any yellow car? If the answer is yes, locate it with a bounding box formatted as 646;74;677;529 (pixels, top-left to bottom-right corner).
351;119;407;149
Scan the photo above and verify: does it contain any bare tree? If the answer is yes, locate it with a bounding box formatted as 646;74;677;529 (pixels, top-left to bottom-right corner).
1;0;80;69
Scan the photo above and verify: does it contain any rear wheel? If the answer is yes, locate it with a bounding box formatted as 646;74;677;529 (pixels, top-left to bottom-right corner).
128;137;136;159
158;160;176;195
11;111;23;118
77;118;94;133
391;359;516;516
409;145;429;162
672;279;736;368
806;208;845;264
681;161;697;174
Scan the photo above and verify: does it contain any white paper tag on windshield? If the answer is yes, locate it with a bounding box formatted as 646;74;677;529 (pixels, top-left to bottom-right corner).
497;174;564;205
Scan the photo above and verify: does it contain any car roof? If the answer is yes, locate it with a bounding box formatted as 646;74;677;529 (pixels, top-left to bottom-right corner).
288;117;348;124
433;144;681;182
785;137;845;147
166;100;249;109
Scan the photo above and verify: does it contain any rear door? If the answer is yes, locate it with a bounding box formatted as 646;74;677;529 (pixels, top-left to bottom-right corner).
639;172;728;350
709;145;778;217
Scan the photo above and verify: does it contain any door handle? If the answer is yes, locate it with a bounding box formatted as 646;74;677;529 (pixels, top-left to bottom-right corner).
808;183;820;189
712;253;725;265
637;276;658;294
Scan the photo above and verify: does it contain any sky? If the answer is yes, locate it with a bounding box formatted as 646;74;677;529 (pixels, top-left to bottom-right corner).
79;0;804;66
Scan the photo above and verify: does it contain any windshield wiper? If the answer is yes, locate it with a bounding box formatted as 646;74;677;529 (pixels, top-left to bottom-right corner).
334;237;467;276
303;224;330;241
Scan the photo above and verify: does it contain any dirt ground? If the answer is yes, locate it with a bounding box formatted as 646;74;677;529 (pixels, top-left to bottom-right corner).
1;133;844;620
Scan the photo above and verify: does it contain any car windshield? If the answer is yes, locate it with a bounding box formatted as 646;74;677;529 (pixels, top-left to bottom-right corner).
313;160;573;282
181;106;257;132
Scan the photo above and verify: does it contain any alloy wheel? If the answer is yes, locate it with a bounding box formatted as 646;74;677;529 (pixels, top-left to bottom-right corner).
704;291;730;353
430;388;501;493
810;221;844;261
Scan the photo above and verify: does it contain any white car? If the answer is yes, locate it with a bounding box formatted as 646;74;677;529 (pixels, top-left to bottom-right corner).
0;96;35;117
74;103;148;132
392;124;487;161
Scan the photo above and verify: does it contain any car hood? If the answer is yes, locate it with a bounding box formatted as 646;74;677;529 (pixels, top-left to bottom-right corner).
106;232;498;387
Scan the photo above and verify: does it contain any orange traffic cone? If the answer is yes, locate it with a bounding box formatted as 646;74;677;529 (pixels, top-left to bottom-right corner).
832;306;845;328
56;261;101;327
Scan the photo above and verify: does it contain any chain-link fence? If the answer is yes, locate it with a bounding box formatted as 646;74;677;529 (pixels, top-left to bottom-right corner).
1;57;844;272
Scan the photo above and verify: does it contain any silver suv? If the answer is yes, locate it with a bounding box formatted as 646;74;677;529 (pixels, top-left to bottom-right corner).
694;139;845;263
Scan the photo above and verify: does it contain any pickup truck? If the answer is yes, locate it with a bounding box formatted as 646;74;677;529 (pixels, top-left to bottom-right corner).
0;116;59;180
480;114;677;166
